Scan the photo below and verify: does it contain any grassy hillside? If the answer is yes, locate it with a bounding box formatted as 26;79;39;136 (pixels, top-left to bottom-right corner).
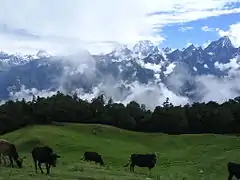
0;123;240;180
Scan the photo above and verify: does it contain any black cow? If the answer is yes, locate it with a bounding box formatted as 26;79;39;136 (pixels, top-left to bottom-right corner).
32;146;60;174
82;151;104;166
227;162;240;180
124;153;157;172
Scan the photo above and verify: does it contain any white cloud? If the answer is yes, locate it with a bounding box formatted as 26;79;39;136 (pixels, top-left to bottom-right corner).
214;56;240;76
84;80;189;110
217;22;240;47
201;26;216;32
150;8;240;27
9;80;189;111
9;85;57;102
197;56;240;103
121;82;189;110
0;0;240;54
196;75;240;103
0;33;115;55
136;59;162;73
0;100;5;105
179;26;193;32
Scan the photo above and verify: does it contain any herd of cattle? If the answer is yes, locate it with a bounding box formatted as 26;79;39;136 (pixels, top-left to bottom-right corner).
0;138;239;179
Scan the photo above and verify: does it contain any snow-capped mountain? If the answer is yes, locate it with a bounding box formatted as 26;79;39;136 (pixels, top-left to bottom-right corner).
0;36;240;105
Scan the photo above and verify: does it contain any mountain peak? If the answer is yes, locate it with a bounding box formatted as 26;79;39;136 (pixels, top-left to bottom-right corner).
112;44;131;56
133;40;154;50
205;36;234;53
162;47;173;54
132;40;160;57
36;50;51;58
217;36;233;48
185;44;196;51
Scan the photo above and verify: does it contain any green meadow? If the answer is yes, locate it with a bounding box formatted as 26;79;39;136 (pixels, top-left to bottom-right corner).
0;123;240;180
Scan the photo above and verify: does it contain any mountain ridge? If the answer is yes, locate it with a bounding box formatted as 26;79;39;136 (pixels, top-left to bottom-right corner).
0;36;240;108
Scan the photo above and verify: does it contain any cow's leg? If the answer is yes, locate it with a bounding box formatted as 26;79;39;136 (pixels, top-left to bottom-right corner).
2;156;7;165
0;154;3;165
45;163;50;174
148;167;152;176
148;168;152;176
3;156;8;165
8;156;14;167
1;154;4;165
38;162;44;174
34;160;38;173
130;163;134;172
228;173;233;180
1;154;6;165
0;154;5;165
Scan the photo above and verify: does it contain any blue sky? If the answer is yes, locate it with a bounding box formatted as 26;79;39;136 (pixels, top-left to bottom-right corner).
160;13;240;49
0;0;239;55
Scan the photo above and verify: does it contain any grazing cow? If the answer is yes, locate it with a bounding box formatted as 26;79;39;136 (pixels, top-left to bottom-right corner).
124;153;157;172
0;139;26;168
227;162;240;180
32;146;60;174
82;151;104;166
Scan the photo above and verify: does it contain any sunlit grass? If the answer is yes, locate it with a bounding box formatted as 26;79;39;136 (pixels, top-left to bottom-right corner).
1;123;239;179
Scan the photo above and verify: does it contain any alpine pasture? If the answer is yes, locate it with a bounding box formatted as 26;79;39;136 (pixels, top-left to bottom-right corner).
0;123;240;180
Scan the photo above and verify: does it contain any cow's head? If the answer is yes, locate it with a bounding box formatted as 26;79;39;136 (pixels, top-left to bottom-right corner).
49;152;60;167
16;156;26;168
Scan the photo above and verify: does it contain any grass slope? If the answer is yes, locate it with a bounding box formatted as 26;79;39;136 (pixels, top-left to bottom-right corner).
0;123;240;180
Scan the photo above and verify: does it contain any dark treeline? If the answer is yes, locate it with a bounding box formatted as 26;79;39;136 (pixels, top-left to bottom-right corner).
1;91;240;135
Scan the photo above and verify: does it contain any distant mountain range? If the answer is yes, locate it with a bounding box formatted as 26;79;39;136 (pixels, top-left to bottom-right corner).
0;36;239;105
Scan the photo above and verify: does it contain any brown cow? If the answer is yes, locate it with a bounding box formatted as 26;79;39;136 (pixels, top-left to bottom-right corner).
0;139;26;168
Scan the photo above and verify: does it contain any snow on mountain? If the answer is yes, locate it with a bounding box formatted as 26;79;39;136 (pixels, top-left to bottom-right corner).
132;40;159;58
0;36;240;108
0;51;31;66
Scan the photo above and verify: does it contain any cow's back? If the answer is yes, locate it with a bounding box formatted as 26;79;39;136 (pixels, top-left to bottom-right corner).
131;154;156;168
32;146;53;162
0;139;14;154
84;151;104;165
84;152;101;161
84;152;98;159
